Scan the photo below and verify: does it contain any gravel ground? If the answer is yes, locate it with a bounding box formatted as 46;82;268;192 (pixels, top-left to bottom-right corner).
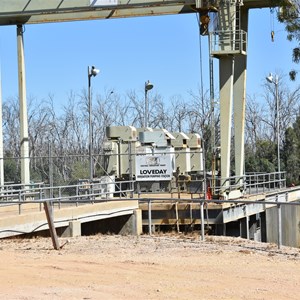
0;233;299;299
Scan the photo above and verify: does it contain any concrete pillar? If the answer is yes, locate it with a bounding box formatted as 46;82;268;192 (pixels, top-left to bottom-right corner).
17;25;30;186
218;1;237;193
62;220;82;238
133;208;143;235
239;217;247;238
233;8;249;188
220;56;234;189
223;223;226;236
119;209;142;235
266;203;300;248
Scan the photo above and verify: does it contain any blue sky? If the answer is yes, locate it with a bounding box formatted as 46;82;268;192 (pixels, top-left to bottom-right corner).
0;7;298;109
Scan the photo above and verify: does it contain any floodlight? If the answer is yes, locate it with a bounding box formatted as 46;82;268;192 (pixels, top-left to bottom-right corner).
266;73;274;84
90;66;100;77
145;81;154;91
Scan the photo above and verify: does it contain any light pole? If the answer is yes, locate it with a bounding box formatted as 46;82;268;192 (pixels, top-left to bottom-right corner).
88;65;100;181
266;73;280;180
144;80;154;127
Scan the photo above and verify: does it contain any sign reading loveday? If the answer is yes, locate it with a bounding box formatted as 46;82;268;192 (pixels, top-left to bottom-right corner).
135;155;173;181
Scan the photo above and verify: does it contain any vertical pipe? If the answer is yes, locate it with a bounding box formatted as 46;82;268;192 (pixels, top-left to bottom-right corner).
48;142;53;198
175;201;179;233
277;203;282;249
88;67;93;181
44;201;60;250
246;214;250;239
200;201;205;241
39;188;43;211
17;25;30;185
190;202;193;225
128;141;133;198
148;199;152;235
208;33;215;157
144;87;148;127
275;80;281;186
18;191;22;215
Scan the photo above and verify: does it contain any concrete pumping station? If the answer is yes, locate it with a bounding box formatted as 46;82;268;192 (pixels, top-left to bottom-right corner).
0;0;299;250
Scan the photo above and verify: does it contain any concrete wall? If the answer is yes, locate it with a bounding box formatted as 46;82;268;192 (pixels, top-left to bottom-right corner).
266;204;300;248
81;209;142;236
0;201;141;239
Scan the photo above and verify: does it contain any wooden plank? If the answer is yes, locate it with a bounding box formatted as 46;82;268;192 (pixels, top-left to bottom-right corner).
44;201;60;250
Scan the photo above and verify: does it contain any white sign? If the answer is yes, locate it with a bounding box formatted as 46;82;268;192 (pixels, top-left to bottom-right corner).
90;0;118;6
135;155;173;181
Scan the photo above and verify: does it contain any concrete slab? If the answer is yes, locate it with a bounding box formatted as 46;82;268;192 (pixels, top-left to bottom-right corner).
0;200;139;238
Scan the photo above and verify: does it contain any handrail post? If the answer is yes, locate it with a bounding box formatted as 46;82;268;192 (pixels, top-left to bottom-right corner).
200;200;205;241
18;191;22;215
276;194;282;249
39;187;43;211
76;185;79;207
148;199;152;235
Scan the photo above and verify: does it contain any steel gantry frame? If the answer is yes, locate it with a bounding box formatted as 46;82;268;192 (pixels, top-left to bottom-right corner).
0;0;294;194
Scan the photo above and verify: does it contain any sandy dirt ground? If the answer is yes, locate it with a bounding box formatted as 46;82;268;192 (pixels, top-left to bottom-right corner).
0;234;300;300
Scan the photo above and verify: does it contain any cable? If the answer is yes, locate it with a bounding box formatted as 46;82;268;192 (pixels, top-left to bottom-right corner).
195;13;205;102
270;7;275;42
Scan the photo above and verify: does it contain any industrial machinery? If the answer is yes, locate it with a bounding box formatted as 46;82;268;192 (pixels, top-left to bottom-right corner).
103;126;205;194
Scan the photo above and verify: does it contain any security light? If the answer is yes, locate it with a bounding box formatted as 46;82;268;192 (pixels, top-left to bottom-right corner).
145;80;154;91
266;73;273;84
144;80;154;128
90;66;100;77
88;65;100;181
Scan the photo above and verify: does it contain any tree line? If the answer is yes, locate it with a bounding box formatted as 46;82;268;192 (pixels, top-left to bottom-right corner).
2;73;300;186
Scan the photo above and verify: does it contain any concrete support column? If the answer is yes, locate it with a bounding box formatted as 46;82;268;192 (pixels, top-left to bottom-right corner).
246;215;250;240
133;208;143;235
223;223;226;236
220;56;234;189
120;209;142;235
62;220;82;238
233;8;249;188
218;1;237;193
233;55;246;185
17;25;30;186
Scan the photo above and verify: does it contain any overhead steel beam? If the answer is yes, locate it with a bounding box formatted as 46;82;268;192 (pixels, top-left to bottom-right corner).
0;0;293;26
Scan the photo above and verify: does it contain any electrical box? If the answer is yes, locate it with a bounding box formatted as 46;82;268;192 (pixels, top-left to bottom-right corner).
103;141;119;176
106;126;137;142
187;133;203;172
139;129;175;147
171;132;191;174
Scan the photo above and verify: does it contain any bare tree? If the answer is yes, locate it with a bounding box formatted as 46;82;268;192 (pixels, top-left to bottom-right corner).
168;95;189;132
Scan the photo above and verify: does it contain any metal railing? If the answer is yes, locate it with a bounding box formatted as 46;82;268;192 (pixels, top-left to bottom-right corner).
210;29;247;56
0;178;298;250
0;179;135;210
208;172;286;197
0;171;287;207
